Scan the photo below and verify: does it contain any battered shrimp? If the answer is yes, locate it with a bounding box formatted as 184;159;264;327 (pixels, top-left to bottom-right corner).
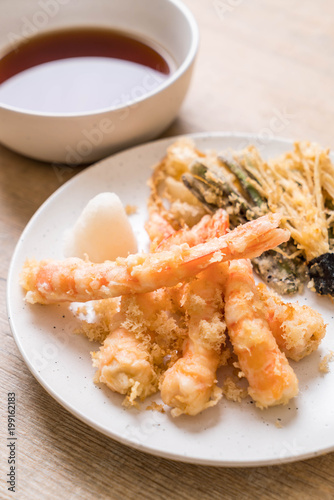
93;210;229;406
155;209;229;251
158;212;229;416
160;265;226;416
92;288;184;404
145;211;176;251
92;324;157;403
21;213;289;304
223;259;299;408
257;283;326;361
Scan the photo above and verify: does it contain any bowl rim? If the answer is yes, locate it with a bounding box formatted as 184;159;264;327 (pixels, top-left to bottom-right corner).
0;0;199;118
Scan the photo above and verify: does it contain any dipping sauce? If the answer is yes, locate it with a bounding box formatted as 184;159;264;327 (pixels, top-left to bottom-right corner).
0;27;172;113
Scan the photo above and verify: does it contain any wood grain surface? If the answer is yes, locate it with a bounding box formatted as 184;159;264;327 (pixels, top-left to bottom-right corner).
1;1;334;498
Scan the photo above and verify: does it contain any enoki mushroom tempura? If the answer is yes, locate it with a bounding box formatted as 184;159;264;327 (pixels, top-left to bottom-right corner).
20;210;326;416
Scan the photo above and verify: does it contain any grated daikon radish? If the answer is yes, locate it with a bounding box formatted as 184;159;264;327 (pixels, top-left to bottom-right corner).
63;192;137;262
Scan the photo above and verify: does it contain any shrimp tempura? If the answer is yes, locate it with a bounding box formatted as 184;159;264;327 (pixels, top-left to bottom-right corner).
21;213;289;304
223;259;299;408
92;210;229;407
257;283;326;361
151;210;228;416
160;265;226;416
92;323;157;404
92;288;184;405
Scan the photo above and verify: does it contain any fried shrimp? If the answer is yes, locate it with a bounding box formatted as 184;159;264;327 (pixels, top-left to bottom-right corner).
223;259;299;408
92;324;157;403
146;209;228;416
257;283;326;361
160;265;226;416
145;211;176;251
21;213;289;304
92;288;184;404
93;210;230;407
91;297;156;404
155;209;229;252
156;211;229;416
145;209;229;254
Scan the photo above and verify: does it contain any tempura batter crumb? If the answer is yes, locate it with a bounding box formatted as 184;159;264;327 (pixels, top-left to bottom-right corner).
319;351;334;373
125;204;137;215
222;377;248;402
146;402;165;413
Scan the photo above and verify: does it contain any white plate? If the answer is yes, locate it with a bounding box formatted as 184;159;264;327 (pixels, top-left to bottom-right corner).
7;133;334;466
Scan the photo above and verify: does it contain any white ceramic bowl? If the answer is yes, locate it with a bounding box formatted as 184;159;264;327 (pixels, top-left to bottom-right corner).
0;0;198;164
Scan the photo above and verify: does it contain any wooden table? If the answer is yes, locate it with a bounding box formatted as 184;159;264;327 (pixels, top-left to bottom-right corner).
1;1;334;498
